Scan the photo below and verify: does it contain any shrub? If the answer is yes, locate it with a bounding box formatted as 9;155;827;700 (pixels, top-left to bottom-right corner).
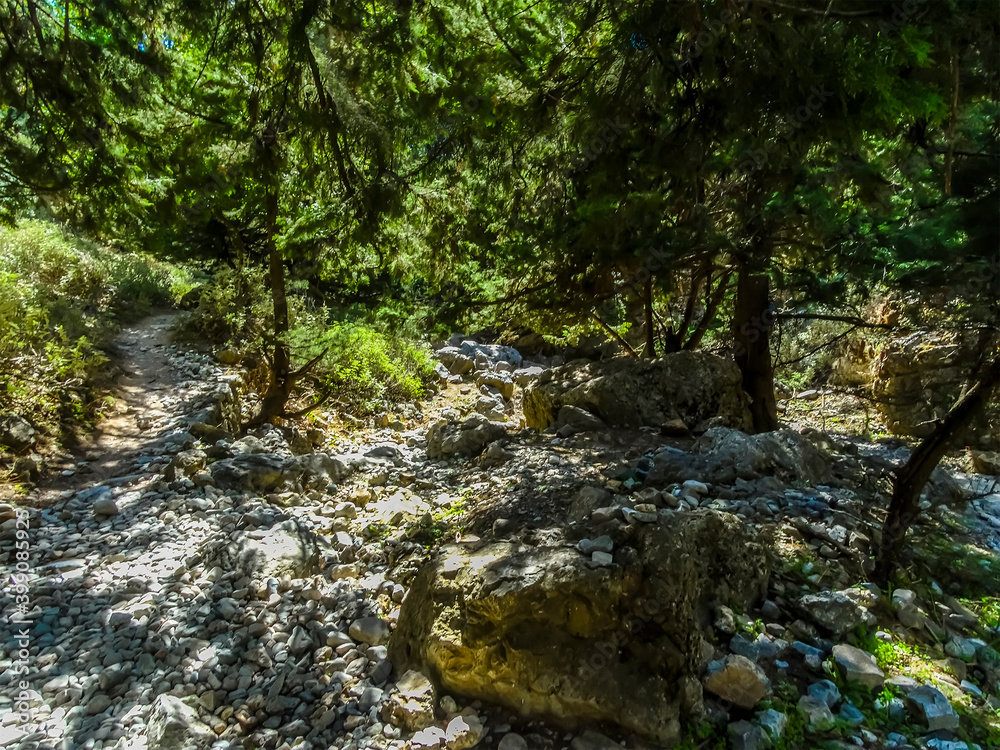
287;318;436;415
0;219;183;442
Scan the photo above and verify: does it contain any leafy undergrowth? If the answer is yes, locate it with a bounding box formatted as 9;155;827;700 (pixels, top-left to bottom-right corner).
0;219;190;452
179;268;437;418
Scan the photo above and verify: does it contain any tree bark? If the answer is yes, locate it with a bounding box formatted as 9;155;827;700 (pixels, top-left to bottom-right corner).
253;185;294;425
733;269;779;433
642;276;656;358
873;354;1000;586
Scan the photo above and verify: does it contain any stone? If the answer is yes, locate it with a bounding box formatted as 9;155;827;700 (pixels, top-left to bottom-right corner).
714;605;736;635
727;720;767;750
557;405;606;432
945;636;977;662
146;695;215;750
703;655;771;709
216;349;241;365
833;644;885;689
426;415;507;459
412;727;446;749
568;486;614;523
796;695;836;732
350;617;392;646
380;670;436;730
522;352;752;432
891;588;924;628
498;733;529;750
165;449;207;481
838;701;865;726
905;685;960;730
756;708;787;741
436;347;475;375
91;490;120;517
0;413;36;451
798;590;874;636
444;714;485;750
476;371;515;400
807;679;841;708
578;536;614;555
390;512;769;744
971;450;1000;475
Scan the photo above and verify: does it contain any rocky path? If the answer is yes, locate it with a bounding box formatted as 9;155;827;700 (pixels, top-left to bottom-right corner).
0;318;544;750
0;322;998;750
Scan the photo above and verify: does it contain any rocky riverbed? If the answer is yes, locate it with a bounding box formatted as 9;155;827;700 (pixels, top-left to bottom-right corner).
0;323;998;750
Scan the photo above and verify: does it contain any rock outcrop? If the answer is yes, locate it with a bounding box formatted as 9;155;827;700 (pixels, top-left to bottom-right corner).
648;427;833;486
521;352;752;432
389;511;770;744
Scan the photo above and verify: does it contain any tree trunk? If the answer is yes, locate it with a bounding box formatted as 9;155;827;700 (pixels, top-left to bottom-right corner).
733;269;779;433
642;276;656;358
873;354;1000;586
253;186;294;425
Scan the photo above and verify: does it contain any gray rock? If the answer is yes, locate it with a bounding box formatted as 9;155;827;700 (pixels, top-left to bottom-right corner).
436;347;475;375
146;694;216;749
756;708;787;741
165;449;207;481
577;536;614;555
349;617;391;646
557;405;606;433
199;523;332;580
906;685;960;730
427;414;507;460
727;720;767;750
833;644;885;689
476;371;515;400
838;701;865;726
381;669;436;730
703;655;771;709
796;695;836;732
90;488;119;517
0;413;36;451
799;590;874;636
807;679;841;708
522;352;752;432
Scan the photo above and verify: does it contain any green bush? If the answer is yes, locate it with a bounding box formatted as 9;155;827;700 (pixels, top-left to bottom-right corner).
0;219;183;441
287;318;436;415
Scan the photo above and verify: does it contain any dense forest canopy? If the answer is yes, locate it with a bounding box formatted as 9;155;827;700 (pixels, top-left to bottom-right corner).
1;0;998;559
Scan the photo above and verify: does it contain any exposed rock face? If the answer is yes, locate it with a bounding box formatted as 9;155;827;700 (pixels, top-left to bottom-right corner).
389;512;770;744
521;352;752;432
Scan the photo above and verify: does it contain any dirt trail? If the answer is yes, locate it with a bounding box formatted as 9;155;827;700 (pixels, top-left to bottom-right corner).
31;310;191;504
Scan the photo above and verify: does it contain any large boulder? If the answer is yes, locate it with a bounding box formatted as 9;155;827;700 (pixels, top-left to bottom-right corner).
208;452;351;492
389;512;770;744
648;427;833;486
521;352;752;432
426;415;507;460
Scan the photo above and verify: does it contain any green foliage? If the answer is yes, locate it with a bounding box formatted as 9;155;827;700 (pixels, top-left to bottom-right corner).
180;266;273;346
288;317;435;415
0;220;181;438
